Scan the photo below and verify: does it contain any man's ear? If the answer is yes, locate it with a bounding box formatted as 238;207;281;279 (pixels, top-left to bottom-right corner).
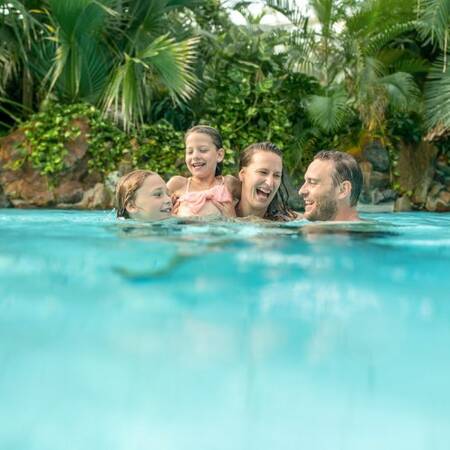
338;180;352;200
217;148;225;163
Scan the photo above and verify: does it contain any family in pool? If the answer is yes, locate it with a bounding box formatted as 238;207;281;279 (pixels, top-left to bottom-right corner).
115;125;363;223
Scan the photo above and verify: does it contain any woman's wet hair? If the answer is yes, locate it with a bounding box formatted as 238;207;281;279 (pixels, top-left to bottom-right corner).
314;150;363;206
239;142;295;221
185;125;223;176
115;170;157;219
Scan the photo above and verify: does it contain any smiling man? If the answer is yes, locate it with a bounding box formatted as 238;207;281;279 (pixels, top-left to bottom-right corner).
299;150;363;222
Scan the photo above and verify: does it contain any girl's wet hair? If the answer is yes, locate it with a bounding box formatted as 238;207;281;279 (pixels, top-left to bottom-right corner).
185;125;223;176
115;170;157;219
240;142;295;222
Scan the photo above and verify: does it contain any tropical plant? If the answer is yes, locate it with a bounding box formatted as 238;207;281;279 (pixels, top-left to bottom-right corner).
1;0;201;130
264;0;424;138
417;0;450;136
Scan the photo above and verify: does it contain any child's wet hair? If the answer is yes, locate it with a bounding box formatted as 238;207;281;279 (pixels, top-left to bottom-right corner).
185;125;223;176
115;170;157;219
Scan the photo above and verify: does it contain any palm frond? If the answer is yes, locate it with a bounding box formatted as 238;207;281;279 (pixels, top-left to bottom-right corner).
424;54;450;131
102;35;199;129
379;71;421;111
306;89;352;133
364;21;417;56
417;0;450;52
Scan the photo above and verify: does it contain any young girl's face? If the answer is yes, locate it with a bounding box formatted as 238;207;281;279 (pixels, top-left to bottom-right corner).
126;174;172;221
185;132;224;178
239;151;282;212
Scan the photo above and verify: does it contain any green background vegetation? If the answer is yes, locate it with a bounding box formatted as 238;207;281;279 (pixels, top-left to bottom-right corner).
1;0;449;183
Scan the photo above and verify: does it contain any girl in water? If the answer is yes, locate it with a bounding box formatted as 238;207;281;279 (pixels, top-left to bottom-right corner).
237;142;297;221
116;170;172;220
167;125;240;218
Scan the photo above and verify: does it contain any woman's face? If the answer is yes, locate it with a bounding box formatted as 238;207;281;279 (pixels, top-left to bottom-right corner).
185;132;223;178
239;151;282;214
126;174;172;221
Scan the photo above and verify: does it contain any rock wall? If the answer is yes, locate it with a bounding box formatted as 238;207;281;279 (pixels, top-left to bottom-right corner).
0;122;114;210
1;127;449;212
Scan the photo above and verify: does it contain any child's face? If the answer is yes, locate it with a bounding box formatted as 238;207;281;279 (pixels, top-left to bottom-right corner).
185;132;224;178
239;151;282;212
126;175;172;221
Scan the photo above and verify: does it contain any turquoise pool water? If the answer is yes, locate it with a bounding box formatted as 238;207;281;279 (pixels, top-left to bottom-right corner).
1;209;450;450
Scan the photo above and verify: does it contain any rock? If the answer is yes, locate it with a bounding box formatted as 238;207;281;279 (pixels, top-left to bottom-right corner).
397;140;438;206
63;118;89;167
359;161;373;204
54;180;84;204
428;182;445;198
394;195;412;212
371;188;397;204
1;168;54;207
76;183;112;209
0;185;11;208
105;171;121;195
363;141;390;172
426;189;450;212
369;171;390;189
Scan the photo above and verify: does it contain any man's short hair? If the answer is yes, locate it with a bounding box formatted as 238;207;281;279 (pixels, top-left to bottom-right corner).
314;150;363;206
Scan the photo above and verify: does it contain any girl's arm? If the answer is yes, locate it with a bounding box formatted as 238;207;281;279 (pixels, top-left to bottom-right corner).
167;176;187;196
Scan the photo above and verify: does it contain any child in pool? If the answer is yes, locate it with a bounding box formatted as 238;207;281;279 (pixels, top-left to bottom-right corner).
167;125;240;217
116;170;172;221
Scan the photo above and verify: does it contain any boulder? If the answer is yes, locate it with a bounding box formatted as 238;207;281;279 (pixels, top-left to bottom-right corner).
0;185;11;208
0;167;54;207
54;180;84;204
362;141;390;172
76;183;112;209
394;195;412;212
397;140;438;207
64;118;89;167
426;189;450;212
371;188;397;204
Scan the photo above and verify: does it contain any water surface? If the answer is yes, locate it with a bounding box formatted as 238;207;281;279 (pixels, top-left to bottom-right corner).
1;210;449;450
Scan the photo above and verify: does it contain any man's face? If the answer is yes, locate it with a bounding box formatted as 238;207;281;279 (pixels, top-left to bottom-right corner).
298;159;340;221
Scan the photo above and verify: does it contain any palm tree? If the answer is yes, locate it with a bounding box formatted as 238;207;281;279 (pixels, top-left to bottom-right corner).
264;0;424;136
2;0;200;130
417;0;450;137
0;0;41;122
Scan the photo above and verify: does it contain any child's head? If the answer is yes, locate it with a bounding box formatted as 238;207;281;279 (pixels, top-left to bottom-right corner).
184;125;224;177
116;170;172;221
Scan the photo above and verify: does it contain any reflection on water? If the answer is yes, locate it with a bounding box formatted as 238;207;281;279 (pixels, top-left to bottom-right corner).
1;210;450;450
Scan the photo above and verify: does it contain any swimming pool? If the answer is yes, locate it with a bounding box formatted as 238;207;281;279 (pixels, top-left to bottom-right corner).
1;210;449;450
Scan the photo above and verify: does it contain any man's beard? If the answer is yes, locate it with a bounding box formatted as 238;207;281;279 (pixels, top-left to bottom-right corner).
307;196;338;221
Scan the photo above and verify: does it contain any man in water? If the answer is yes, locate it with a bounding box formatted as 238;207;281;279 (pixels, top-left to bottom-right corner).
299;150;363;221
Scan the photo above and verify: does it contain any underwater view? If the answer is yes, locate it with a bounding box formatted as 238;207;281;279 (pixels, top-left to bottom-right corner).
1;210;449;450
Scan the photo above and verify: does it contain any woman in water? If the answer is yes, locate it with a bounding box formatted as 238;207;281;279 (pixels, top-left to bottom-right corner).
116;170;172;220
167;125;240;218
236;142;297;221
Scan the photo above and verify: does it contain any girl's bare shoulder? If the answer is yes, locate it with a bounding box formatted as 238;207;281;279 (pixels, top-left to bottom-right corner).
167;176;188;195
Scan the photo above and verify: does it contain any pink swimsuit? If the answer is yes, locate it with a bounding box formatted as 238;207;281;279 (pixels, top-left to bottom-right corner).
177;177;233;216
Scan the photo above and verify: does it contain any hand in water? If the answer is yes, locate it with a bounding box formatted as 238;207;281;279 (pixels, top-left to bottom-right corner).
211;200;236;218
171;194;180;215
